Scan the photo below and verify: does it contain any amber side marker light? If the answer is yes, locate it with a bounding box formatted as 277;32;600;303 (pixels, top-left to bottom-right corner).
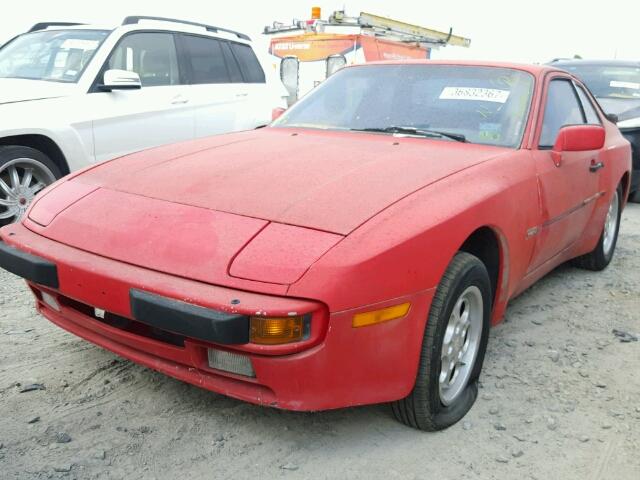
352;302;411;328
250;316;307;345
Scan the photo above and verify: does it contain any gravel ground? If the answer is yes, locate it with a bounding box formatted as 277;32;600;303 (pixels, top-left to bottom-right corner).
0;205;639;480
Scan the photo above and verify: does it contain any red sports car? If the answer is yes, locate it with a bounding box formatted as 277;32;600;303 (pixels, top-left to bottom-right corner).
0;61;631;431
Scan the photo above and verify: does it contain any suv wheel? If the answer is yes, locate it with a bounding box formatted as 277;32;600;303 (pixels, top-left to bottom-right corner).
0;146;61;226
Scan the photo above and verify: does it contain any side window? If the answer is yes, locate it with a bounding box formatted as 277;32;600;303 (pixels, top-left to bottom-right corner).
220;42;243;83
280;56;299;106
229;43;265;83
181;35;230;84
539;79;585;148
107;33;179;87
575;86;602;125
326;54;346;77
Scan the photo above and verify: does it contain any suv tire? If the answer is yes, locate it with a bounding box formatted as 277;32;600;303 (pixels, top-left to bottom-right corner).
0;146;61;226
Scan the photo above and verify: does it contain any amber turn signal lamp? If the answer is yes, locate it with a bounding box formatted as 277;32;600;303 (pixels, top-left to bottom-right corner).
352;302;411;328
250;316;305;345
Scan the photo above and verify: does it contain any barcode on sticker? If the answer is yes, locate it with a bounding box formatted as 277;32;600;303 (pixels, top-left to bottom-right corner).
440;87;510;103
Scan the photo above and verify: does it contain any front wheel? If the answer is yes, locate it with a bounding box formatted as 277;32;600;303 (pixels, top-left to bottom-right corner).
392;252;491;431
0;146;60;226
572;185;622;271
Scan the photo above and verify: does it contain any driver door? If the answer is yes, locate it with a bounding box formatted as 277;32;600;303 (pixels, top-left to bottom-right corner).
528;77;603;271
88;32;194;163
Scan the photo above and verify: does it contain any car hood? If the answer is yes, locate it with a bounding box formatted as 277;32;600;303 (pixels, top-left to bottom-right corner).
0;78;75;105
25;128;510;287
72;128;510;235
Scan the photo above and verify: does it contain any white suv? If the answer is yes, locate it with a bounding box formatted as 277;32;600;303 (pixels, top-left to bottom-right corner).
0;16;287;224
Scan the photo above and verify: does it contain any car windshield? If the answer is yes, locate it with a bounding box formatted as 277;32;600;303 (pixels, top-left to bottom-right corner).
272;65;535;148
558;64;640;100
0;29;110;83
554;64;640;121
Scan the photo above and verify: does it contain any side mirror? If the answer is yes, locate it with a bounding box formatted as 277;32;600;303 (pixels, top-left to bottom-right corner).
551;125;605;166
605;113;619;124
271;107;286;121
553;124;605;151
100;69;142;91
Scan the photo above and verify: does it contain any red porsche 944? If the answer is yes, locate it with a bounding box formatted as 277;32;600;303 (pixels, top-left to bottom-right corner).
0;61;631;430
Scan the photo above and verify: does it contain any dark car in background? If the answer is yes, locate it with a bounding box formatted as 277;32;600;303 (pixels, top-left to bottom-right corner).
550;60;640;202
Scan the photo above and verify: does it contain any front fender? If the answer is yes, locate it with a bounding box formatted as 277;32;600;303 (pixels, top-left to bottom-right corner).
0;97;93;172
289;150;539;315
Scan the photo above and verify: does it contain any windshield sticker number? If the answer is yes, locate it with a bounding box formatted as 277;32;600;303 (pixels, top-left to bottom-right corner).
610;80;640;90
440;87;510;103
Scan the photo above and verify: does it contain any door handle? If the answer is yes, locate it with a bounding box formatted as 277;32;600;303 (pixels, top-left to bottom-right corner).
589;160;604;172
171;95;189;105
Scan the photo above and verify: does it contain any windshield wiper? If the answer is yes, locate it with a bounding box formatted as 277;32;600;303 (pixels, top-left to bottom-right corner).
351;126;466;142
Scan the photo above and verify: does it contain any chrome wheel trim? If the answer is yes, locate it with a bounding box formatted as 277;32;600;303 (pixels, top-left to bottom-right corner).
439;285;483;406
0;158;56;223
602;190;619;256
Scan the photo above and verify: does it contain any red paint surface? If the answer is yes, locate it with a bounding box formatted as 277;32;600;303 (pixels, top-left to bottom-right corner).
64;129;509;235
0;61;632;411
28;188;269;288
229;223;343;284
28;181;97;226
553;124;606;152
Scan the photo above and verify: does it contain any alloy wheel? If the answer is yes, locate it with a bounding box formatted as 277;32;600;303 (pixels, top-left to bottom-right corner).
0;158;56;223
602;189;619;257
439;285;484;406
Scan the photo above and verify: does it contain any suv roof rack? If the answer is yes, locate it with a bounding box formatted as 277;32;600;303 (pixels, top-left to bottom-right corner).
122;16;251;41
29;22;84;33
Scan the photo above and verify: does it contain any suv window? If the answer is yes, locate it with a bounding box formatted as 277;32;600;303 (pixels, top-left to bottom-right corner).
107;33;180;87
539;79;585;148
221;42;243;83
575;85;602;124
229;43;265;83
181;35;230;84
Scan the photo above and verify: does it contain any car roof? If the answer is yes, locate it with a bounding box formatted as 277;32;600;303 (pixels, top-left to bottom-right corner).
349;59;560;75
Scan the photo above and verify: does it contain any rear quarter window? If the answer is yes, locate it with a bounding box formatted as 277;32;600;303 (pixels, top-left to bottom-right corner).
230;43;265;83
181;35;230;84
575;85;602;124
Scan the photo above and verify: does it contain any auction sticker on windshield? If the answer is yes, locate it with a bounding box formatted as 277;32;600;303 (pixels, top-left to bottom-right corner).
440;87;510;103
61;39;100;51
610;80;640;90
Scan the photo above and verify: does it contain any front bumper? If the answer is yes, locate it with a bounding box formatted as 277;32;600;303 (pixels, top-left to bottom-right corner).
0;222;434;411
0;241;58;288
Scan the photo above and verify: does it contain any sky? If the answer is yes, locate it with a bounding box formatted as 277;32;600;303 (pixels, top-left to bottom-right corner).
1;0;639;64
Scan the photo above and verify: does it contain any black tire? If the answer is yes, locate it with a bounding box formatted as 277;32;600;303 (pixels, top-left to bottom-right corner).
0;146;61;226
392;252;492;431
572;184;622;271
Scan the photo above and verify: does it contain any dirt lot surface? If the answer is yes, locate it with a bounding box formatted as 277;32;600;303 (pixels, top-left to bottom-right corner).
0;205;638;480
